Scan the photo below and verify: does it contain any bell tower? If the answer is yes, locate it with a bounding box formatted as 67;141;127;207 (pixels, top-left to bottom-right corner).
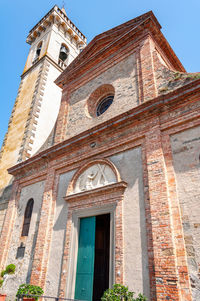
0;5;87;233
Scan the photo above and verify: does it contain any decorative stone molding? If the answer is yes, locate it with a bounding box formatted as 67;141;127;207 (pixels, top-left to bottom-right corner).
67;158;121;195
26;6;86;47
18;59;50;162
86;84;115;118
60;170;127;298
65;181;127;203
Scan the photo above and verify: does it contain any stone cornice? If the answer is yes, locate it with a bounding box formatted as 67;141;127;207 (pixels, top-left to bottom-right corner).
64;181;128;203
21;54;64;79
26;5;86;45
7;78;200;176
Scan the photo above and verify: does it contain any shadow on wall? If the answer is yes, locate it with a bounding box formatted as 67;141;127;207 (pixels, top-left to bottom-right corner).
0;183;12;200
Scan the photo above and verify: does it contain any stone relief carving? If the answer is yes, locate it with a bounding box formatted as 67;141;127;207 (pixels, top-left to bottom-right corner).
73;164;117;194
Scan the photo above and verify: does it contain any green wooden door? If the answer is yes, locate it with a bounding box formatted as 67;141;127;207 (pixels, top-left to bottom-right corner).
75;216;96;301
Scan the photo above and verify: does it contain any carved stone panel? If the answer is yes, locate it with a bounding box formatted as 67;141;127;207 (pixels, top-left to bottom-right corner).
73;164;117;194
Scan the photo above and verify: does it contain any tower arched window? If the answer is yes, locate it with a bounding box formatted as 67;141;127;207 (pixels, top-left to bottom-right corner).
21;198;34;236
35;41;43;59
59;44;69;62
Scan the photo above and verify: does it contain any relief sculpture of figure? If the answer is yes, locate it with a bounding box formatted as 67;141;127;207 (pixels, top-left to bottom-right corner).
75;164;114;193
85;170;98;190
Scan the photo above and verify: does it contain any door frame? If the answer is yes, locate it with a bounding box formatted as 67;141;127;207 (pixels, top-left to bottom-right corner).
66;205;116;299
60;181;127;298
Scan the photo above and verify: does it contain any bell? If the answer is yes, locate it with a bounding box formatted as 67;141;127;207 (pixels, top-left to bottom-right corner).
59;45;69;61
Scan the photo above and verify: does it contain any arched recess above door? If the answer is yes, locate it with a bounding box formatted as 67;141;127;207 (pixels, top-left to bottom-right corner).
67;159;121;196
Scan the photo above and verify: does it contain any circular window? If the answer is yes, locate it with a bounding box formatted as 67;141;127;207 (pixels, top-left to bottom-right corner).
86;84;115;118
96;95;114;116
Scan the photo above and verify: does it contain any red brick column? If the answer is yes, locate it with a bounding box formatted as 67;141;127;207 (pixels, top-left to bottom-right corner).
30;167;58;290
145;118;180;300
162;133;192;300
137;36;157;103
0;180;20;270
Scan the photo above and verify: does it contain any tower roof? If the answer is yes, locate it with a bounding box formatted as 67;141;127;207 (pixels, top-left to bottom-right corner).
61;7;67;16
26;5;86;45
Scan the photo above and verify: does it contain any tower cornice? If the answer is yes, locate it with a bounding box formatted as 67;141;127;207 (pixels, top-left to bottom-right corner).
26;5;86;46
21;54;65;79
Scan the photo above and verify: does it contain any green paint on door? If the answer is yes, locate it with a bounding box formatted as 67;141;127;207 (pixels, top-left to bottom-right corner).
75;216;96;301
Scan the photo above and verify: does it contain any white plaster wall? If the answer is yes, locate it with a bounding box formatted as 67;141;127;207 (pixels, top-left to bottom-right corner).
110;148;150;299
28;23;82;156
26;27;52;70
171;126;200;300
45;170;76;296
26;14;84;72
3;181;45;300
30;64;62;155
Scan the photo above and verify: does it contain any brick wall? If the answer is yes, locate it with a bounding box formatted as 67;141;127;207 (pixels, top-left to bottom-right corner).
64;53;138;139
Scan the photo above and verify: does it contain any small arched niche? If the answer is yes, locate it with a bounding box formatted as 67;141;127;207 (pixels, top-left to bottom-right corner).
67;159;120;195
21;198;34;236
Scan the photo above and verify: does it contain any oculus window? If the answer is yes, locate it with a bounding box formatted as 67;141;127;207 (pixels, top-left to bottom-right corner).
96;95;114;116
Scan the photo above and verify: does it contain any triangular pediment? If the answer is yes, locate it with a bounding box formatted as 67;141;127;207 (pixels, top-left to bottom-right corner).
79;12;152;62
55;11;157;86
70;12;154;66
55;11;184;88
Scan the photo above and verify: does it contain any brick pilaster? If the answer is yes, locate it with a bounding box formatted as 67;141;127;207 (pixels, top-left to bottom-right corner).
145;117;180;300
138;36;157;103
0;181;20;270
30;167;58;290
162;133;192;300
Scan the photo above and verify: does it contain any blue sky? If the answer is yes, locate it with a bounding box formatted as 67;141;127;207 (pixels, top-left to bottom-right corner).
0;0;200;148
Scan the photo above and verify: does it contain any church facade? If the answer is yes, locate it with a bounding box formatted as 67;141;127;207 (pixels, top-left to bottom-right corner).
0;6;200;301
